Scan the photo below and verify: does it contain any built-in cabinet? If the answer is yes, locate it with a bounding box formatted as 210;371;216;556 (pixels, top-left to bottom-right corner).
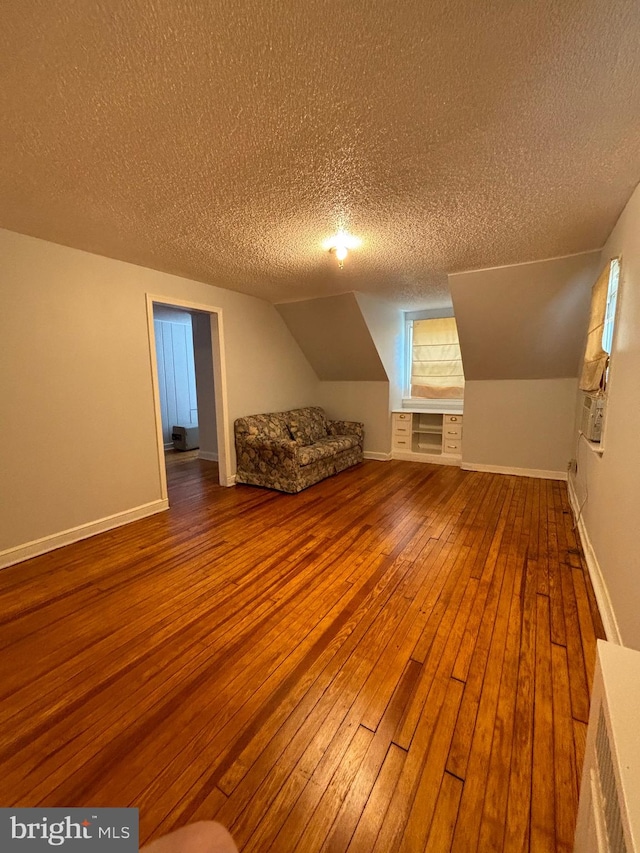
392;410;463;465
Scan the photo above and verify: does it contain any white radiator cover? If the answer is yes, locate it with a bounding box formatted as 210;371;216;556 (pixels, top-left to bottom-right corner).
574;641;640;852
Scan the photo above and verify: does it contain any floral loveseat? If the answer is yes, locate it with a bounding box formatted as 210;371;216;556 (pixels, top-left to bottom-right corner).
234;406;364;493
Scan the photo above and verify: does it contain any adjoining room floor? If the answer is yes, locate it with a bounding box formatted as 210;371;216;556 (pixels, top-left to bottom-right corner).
164;448;200;467
0;459;604;851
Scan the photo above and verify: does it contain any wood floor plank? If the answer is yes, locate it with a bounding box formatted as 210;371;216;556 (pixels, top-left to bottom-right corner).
445;478;522;781
502;516;537;853
573;719;588;794
0;458;604;852
476;548;524;852
450;496;525;851
551;643;579;853
358;542;452;732
424;772;464;852
560;563;591;723
343;743;406;853
371;676;454;851
142;787;229;847
398;678;464;853
200;563;427;848
450;477;516;682
318;721;409;851
137;555;417;830
530;594;555;853
267;726;374;853
571;567;598;694
393;547;473;750
546;481;566;647
15;552;367;804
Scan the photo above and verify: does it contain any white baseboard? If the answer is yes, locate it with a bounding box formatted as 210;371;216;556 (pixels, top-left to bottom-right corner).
461;462;567;481
364;451;392;461
0;499;169;570
567;477;621;644
198;450;219;461
392;450;460;467
226;474;237;486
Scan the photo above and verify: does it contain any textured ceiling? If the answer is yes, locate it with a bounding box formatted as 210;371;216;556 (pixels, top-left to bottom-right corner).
1;0;639;308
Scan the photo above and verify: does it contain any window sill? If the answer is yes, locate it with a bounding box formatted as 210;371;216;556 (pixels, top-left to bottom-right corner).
401;398;464;414
579;431;604;456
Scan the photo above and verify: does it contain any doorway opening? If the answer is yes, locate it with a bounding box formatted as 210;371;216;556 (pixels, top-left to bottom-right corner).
153;305;199;452
146;294;232;501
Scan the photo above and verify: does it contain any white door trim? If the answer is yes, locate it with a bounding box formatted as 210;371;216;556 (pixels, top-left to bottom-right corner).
146;294;233;493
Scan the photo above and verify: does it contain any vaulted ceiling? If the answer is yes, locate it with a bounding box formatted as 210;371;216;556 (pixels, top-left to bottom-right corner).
1;0;639;308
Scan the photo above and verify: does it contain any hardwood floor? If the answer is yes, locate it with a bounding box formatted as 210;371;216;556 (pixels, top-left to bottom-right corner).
0;458;605;851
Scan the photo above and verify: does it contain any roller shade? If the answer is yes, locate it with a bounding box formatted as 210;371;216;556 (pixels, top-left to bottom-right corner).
579;264;610;392
411;317;465;399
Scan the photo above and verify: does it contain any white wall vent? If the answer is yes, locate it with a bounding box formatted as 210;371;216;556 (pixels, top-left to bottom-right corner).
593;707;628;852
574;641;640;852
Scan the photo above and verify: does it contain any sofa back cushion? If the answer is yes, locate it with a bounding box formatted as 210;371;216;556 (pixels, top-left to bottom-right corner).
234;412;291;441
287;407;328;446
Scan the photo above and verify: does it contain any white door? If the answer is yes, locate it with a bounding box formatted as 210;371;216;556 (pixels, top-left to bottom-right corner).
154;318;198;445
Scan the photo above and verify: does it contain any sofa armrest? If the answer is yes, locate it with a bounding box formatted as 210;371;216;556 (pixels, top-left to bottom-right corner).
327;420;364;443
240;434;298;462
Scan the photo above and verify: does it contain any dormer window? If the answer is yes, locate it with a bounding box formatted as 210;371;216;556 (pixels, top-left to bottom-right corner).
403;309;465;406
601;258;620;375
580;257;621;394
579;257;621;448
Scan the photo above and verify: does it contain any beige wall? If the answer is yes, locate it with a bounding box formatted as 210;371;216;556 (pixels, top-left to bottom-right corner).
0;228;319;559
449;251;600;477
316;382;391;456
192;312;218;458
449;251;600;380
355;292;405;410
570;183;640;649
277;292;400;454
276;294;387;381
462;379;578;477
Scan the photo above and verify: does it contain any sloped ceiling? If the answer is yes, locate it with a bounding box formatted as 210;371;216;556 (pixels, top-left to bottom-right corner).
449;251;601;380
1;1;639;308
276;294;387;381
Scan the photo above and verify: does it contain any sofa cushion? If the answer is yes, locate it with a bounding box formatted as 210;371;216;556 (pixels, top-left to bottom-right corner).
287;407;328;446
235;412;290;441
296;435;360;466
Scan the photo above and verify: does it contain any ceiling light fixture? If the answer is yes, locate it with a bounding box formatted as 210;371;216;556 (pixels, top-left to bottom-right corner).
323;229;361;269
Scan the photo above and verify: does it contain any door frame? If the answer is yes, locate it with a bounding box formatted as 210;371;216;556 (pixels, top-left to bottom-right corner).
146;294;233;497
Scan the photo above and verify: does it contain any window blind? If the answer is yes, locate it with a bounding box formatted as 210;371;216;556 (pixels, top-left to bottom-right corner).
601;258;620;356
411;317;465;399
579;263;612;392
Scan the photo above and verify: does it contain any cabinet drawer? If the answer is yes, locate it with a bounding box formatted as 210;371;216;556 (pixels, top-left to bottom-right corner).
444;414;462;425
442;440;462;455
393;437;411;450
393;412;412;425
393;424;411;438
443;425;462;440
